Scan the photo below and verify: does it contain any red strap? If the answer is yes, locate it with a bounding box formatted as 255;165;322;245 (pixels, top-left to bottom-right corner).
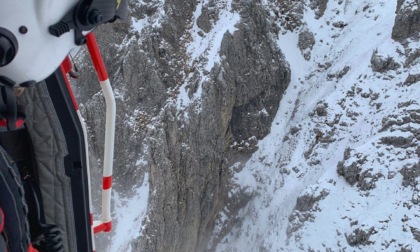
0;208;4;232
0;119;24;129
61;56;72;74
28;244;38;252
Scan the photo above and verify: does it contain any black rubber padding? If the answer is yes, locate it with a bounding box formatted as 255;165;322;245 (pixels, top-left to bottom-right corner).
0;27;18;67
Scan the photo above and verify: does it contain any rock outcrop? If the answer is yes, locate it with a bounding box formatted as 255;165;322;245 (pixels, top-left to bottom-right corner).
298;28;315;60
309;0;329;18
392;0;420;41
370;50;400;73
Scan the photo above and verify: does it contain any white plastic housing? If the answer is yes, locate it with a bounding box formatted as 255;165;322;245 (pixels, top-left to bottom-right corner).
0;0;79;85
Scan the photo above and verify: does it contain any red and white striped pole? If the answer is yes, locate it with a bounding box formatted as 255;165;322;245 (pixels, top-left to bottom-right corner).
85;32;116;234
60;32;116;251
59;57;97;251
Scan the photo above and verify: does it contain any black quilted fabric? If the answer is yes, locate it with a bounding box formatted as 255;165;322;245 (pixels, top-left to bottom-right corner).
18;83;77;252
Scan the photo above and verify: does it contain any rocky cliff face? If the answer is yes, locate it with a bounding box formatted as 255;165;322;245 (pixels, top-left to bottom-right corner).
75;0;420;251
75;0;289;251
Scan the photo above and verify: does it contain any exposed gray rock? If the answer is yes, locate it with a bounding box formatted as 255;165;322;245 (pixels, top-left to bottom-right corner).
410;226;420;242
346;227;376;247
327;66;350;81
221;2;290;143
370;50;401;72
404;48;420;67
332;21;348;28
298;28;315;60
287;188;329;238
381;109;420;132
287;211;314;238
392;0;420;41
278;0;305;31
196;1;221;34
315;102;328;116
337;158;364;186
380;136;415;148
130;0;161;20
197;5;213;33
400;162;420;187
337;66;351;79
336;150;383;191
404;73;420;86
294;190;329;212
357;169;384;191
400;246;413;252
309;0;329;19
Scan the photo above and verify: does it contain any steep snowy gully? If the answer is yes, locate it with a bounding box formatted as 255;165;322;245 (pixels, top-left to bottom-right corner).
214;1;420;251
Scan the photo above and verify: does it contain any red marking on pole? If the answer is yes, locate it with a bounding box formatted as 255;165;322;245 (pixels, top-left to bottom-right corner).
103;176;112;190
86;33;109;82
28;244;39;252
60;63;79;111
90;213;94;226
93;221;112;234
93;224;102;234
61;56;72;74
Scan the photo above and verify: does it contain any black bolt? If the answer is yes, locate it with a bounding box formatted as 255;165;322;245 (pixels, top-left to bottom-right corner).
19;26;28;34
76;37;87;46
87;9;103;25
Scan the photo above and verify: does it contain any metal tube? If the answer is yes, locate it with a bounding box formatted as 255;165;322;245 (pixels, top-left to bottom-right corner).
86;32;116;233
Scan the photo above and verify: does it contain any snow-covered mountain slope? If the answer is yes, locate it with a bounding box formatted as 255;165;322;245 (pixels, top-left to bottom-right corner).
212;1;420;251
81;0;420;251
